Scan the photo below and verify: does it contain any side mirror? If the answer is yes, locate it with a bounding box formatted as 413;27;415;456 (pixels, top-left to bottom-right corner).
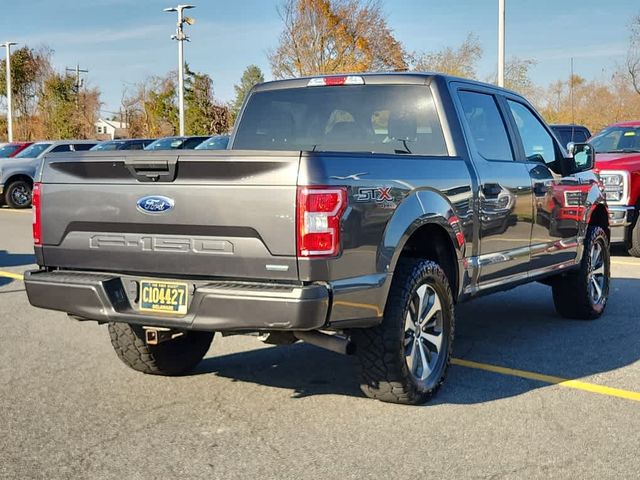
566;142;594;173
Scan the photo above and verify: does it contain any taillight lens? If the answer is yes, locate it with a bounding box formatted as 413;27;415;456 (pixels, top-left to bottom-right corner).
297;186;347;257
32;182;41;245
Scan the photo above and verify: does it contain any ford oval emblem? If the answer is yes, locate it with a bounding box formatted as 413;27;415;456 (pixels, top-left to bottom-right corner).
136;195;174;214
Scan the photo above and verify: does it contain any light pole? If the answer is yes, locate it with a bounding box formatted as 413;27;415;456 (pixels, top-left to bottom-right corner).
497;0;505;87
2;41;17;142
164;4;195;137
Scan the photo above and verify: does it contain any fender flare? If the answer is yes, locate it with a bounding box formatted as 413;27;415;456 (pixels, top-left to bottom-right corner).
377;189;466;276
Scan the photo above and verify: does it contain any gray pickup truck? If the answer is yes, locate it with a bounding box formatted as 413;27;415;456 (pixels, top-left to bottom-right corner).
25;73;610;405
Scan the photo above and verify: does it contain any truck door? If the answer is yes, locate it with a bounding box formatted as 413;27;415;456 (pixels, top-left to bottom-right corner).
504;99;584;270
455;88;534;285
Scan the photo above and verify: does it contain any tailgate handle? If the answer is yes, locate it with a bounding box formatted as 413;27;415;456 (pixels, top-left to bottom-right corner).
124;156;178;182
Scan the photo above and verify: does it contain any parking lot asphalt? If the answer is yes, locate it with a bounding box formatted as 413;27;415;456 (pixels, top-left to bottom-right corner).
1;207;639;479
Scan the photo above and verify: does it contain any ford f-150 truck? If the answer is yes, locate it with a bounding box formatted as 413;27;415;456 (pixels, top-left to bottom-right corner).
24;73;610;405
590;121;640;256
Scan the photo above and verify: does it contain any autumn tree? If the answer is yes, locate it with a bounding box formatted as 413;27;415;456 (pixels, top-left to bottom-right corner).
38;73;82;139
231;65;264;123
184;66;230;135
123;74;179;137
412;33;482;78
0;46;52;140
503;56;537;96
269;0;406;79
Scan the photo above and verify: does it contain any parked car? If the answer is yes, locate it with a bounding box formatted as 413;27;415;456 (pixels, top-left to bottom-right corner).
24;73;609;405
0;142;33;158
144;136;210;150
550;124;591;148
90;139;155;151
590;121;640;256
0;140;98;208
194;134;230;150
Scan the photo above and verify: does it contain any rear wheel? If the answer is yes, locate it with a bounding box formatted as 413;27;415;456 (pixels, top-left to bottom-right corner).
4;180;32;209
351;259;454;405
108;323;214;376
552;225;610;319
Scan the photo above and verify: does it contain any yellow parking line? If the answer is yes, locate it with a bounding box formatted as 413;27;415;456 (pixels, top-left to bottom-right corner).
0;208;31;214
452;358;640;402
611;260;640;267
0;270;24;281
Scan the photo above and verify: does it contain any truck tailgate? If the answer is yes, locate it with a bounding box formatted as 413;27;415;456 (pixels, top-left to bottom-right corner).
38;151;300;281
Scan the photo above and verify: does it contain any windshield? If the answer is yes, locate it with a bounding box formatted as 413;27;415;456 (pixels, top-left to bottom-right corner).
195;135;230;150
0;144;22;158
591;126;640;153
144;137;185;150
232;85;447;155
15;143;52;158
90;141;125;151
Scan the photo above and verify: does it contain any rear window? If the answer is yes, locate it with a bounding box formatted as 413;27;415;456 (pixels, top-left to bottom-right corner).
233;85;447;156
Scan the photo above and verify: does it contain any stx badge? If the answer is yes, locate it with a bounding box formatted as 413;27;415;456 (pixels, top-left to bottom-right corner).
355;187;396;208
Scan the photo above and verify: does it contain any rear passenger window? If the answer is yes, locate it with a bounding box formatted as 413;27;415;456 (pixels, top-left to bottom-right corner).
458;91;513;161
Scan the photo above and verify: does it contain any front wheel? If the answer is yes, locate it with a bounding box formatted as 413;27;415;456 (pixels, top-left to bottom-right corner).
351;259;455;405
108;323;214;376
4;180;32;209
552;225;610;320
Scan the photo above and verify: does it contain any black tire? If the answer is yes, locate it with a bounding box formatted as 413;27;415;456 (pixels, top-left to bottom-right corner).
108;323;214;376
627;210;640;257
552;225;610;320
4;180;32;209
351;259;455;405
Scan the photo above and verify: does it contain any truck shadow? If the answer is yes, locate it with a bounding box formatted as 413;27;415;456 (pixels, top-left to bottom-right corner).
195;276;640;404
0;250;35;268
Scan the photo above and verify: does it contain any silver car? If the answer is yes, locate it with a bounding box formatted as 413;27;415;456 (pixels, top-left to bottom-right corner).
0;140;97;208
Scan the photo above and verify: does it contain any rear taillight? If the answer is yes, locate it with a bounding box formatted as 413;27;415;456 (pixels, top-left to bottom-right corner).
32;182;41;245
297;186;347;257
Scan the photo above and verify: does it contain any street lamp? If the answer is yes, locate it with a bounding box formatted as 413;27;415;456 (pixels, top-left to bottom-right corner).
164;4;195;137
497;0;505;87
1;41;17;142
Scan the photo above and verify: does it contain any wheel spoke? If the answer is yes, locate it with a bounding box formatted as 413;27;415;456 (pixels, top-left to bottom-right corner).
420;330;442;351
408;339;419;374
593;264;605;276
591;243;601;267
415;284;427;321
591;276;603;300
422;292;442;326
417;339;430;379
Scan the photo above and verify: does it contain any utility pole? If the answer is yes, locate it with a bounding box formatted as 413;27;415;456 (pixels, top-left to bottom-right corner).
164;4;195;137
66;64;88;93
2;41;17;142
498;0;505;87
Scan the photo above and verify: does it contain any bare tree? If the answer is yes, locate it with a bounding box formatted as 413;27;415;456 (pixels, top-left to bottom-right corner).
412;33;482;79
627;13;640;95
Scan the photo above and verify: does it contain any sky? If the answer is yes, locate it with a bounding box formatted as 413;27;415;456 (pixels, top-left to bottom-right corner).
0;0;637;116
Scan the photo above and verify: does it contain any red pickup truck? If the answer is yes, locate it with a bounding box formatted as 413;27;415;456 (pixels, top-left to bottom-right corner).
591;121;640;256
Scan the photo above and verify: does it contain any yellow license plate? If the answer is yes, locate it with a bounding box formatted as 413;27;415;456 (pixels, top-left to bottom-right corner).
139;280;189;315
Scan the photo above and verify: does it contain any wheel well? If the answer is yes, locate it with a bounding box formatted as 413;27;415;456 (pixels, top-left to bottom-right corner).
400;223;459;300
589;204;610;239
4;174;33;189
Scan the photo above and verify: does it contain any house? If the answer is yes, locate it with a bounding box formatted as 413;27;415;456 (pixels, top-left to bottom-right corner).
95;118;129;140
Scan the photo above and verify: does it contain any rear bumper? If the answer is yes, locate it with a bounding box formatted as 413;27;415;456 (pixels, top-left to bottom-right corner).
608;205;636;243
24;270;330;332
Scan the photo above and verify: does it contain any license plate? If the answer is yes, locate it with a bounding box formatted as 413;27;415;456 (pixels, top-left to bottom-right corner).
139;280;189;315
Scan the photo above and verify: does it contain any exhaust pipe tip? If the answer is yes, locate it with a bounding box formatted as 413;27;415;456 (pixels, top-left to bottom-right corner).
293;330;355;356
